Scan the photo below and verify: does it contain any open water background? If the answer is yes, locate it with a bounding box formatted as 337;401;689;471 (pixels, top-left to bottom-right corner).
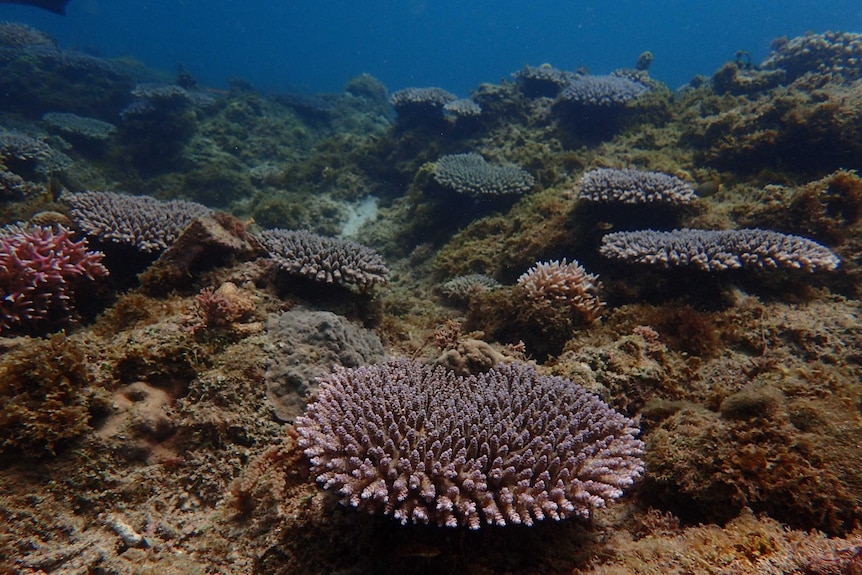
4;0;862;94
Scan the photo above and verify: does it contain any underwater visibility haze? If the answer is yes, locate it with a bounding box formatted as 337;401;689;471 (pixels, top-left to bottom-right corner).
5;0;862;92
1;0;862;573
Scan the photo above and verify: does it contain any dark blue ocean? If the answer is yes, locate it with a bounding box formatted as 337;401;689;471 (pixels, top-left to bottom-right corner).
5;0;862;95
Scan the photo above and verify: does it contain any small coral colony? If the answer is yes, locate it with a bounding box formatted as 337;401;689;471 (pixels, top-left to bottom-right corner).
2;19;862;575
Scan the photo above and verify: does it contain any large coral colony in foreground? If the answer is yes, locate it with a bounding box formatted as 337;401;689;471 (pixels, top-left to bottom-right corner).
297;359;644;529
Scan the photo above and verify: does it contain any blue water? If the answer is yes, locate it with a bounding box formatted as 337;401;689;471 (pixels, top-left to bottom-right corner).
5;0;862;95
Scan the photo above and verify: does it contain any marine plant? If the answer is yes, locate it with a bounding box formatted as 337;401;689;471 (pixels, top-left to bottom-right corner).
0;334;106;457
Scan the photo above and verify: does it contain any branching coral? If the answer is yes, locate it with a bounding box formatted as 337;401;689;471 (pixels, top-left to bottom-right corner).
297;358;643;529
516;259;605;324
600;228;840;272
259;228;388;289
65;191;212;253
0;224;108;334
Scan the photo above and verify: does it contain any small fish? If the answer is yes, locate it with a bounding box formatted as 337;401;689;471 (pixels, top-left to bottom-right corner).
0;0;70;14
694;179;721;198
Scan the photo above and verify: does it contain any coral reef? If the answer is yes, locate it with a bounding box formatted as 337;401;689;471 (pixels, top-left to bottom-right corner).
65;190;212;253
0;224;108;334
684;78;862;175
439;273;502;304
432;153;535;197
3;19;862;575
515;259;605;324
577;167;697;206
600;228;841;271
0;21;56;49
762;31;862;83
259;228;389;289
296;359;644;528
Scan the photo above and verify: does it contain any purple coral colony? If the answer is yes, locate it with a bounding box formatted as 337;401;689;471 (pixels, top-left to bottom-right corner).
1;14;861;575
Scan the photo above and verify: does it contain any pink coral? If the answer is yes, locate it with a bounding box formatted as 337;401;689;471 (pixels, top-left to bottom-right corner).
516;258;605;323
0;225;108;334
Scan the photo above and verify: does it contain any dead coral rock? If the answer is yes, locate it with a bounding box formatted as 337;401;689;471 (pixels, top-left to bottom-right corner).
140;212;266;295
735;170;862;246
719;383;785;421
264;309;385;422
646;400;862;535
431;337;506;376
711;61;786;95
0;334;104;457
557;330;671;416
97;381;176;446
686;80;862;174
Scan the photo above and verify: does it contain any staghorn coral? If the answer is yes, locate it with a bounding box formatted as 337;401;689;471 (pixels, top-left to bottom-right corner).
64;190;212;253
516;259;605;324
577;167;697;206
433;153;535;197
599;228;841;272
259;228;388;289
296;358;644;529
0;224;108;334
